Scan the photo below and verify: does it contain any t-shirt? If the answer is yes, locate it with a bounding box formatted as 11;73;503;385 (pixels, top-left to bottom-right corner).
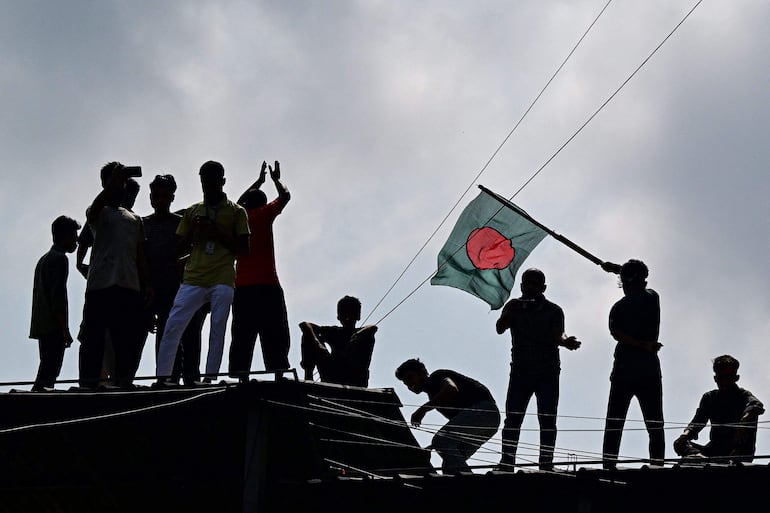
235;197;288;287
86;206;144;292
423;369;496;420
315;325;376;387
143;212;183;307
505;297;565;376
687;386;765;454
178;195;250;288
30;245;69;339
609;288;661;380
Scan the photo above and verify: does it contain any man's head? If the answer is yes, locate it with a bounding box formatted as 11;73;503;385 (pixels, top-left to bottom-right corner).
239;188;267;210
712;354;740;390
51;215;81;253
100;161;124;187
199;160;226;201
395;358;429;394
337;295;362;329
149;174;177;214
520;268;546;299
619;259;648;292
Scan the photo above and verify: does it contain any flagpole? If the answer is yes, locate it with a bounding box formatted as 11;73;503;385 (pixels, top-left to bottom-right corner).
478;184;605;266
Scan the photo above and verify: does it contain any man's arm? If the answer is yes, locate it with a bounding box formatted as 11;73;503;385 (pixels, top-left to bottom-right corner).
237;161;268;205
86;166;127;225
269;161;290;203
136;223;154;307
411;377;459;427
50;255;73;346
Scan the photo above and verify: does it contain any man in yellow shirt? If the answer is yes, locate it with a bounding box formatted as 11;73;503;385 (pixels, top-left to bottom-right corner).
156;161;249;384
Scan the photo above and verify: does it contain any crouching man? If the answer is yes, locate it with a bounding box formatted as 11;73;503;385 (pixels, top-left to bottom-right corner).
396;358;500;474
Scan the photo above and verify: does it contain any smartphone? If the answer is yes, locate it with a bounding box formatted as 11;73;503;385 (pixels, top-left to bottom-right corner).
124;165;142;177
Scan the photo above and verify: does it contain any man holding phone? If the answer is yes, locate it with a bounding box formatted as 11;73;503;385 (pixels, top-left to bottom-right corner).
78;162;151;389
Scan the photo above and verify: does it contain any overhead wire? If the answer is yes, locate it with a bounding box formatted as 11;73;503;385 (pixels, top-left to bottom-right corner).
361;0;614;325
368;0;703;327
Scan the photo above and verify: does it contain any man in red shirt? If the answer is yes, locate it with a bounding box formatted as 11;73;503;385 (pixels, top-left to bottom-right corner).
229;161;291;380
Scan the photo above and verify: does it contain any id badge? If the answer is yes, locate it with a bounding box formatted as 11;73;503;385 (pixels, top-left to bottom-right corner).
205;240;216;255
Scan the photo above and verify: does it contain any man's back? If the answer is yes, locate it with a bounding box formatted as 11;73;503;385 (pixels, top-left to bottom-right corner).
506;297;564;376
87;206;143;292
235;198;288;287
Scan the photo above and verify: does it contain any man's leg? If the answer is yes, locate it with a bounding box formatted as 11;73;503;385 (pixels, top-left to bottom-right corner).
34;334;66;390
203;284;235;378
501;371;534;466
157;285;208;378
433;401;501;474
637;377;665;466
79;288;109;388
534;373;560;470
110;287;146;388
180;306;206;384
228;286;260;380
257;285;291;371
602;379;633;469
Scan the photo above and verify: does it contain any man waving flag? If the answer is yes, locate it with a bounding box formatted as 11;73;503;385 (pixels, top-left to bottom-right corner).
430;188;547;310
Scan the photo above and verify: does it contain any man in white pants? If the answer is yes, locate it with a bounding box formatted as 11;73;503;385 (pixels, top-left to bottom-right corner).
156;161;249;384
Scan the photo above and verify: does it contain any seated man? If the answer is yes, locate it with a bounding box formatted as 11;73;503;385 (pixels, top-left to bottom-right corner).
299;296;377;387
673;354;764;463
395;358;500;474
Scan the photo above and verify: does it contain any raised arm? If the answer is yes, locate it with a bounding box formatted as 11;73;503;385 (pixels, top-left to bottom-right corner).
269;161;290;203
237;161;268;205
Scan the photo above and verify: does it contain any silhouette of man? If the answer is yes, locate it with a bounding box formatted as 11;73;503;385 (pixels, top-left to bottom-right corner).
78;163;150;389
29;215;80;391
601;259;664;469
673;354;764;463
299;296;378;387
396;358;500;474
156;160;249;384
229;160;291;380
143;174;207;385
496;268;581;470
76;177;141;386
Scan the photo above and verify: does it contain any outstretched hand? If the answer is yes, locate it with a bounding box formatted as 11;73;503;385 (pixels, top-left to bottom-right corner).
256;161;267;186
602;261;622;274
411;406;428;427
269;160;280;180
562;335;581;351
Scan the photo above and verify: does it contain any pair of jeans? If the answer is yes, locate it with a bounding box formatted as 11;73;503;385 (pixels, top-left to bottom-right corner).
229;284;290;375
79;285;145;388
432;399;500;473
33;333;67;390
602;375;664;467
501;370;559;469
157;283;234;378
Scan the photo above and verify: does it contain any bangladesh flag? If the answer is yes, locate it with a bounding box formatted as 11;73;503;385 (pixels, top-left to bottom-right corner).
430;189;547;310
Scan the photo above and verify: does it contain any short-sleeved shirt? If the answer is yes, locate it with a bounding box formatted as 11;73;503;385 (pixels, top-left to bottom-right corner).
609;288;661;380
423;369;496;420
86;206;144;292
30;245;69;339
315;325;376;387
687;386;765;452
178;195;250;288
143;212;183;305
505;297;565;376
235;197;288;287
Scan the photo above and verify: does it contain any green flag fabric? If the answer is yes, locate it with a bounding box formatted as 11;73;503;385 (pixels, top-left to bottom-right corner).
430;190;547;310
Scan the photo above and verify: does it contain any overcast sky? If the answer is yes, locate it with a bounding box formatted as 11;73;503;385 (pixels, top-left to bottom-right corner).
1;0;768;470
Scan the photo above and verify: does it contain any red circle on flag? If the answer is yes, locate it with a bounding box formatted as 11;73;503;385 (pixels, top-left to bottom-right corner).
466;226;515;270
